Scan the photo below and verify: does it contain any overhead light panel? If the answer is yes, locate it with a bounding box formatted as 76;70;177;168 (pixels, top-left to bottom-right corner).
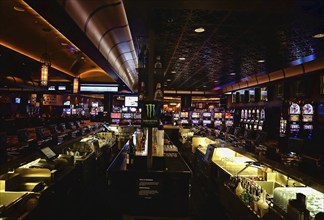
194;27;205;33
313;33;324;38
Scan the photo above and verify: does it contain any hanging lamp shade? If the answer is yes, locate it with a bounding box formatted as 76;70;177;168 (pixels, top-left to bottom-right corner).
73;77;79;93
40;52;51;86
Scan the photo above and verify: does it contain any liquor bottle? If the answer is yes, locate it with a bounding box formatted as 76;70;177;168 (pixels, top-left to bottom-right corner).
139;81;145;101
154;83;163;102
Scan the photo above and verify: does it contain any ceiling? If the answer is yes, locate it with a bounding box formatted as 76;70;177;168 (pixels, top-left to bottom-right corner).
0;0;324;94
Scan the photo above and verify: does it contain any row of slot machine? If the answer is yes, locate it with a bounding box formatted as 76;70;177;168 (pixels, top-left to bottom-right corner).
172;110;235;128
283;103;314;139
239;108;266;131
110;112;142;125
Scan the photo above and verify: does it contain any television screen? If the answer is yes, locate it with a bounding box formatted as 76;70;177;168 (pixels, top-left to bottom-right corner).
63;100;70;106
111;113;121;119
15;97;21;104
125;96;138;107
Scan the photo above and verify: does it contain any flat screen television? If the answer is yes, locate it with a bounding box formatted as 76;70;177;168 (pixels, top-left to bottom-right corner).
125;96;138;107
111;112;121;119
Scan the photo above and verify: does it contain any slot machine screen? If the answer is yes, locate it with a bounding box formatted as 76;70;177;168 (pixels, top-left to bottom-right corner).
180;112;189;118
191;112;200;118
290;124;300;129
134;113;141;119
214;112;222;118
111;112;121;119
225;112;231;119
111;119;120;124
192;119;200;124
290;115;300;122
202;112;211;118
214;121;222;126
304;124;313;130
302;115;313;122
180;119;189;124
122;113;133;119
225;120;233;127
289;103;301;114
203;120;212;125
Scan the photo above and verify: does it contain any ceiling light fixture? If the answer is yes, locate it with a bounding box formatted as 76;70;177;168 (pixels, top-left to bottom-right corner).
73;77;79;93
258;59;265;63
167;79;171;82
40;52;51;86
13;6;25;12
313;33;324;38
229;72;236;76
179;57;186;61
194;27;205;33
214;80;218;83
171;71;176;74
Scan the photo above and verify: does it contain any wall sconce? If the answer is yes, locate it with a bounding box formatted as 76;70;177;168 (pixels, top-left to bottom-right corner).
73;77;79;93
40;52;51;86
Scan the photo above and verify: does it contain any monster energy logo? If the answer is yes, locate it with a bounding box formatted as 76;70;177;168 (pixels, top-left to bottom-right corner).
146;104;155;118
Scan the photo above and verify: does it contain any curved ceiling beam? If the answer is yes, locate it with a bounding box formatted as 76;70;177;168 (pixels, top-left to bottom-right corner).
60;0;138;91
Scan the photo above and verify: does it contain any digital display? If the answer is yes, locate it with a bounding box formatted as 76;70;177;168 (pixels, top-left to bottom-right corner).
302;115;313;122
111;119;120;124
202;112;211;117
180;119;189;124
173;113;180;118
134;113;141;119
15;97;21;104
225;112;231;118
191;112;200;118
304;124;313;130
289;103;301;114
111;113;121;119
58;86;66;90
63;100;70;106
258;126;263;130
214;121;222;126
48;86;55;91
302;104;314;115
40;147;57;160
125;96;138;107
192;119;200;124
290;115;300;122
290;124;300;129
225;120;233;126
92;102;99;107
122;113;133;119
180;112;189;118
203;120;212;124
80;84;118;92
214;112;222;118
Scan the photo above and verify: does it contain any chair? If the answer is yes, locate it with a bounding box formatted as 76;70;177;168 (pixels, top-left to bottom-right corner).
17;129;29;144
35;126;52;142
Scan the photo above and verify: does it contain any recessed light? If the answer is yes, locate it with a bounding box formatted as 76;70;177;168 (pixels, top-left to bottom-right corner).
166;79;171;82
229;72;236;76
258;59;265;63
61;42;68;46
214;80;218;83
194;27;205;33
171;71;176;74
179;57;186;61
203;85;207;87
313;33;324;38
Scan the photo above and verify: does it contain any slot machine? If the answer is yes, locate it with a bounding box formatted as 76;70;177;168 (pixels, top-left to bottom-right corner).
110;112;121;125
202;112;212;127
258;109;266;131
246;109;251;129
240;109;245;127
288;103;301;138
301;103;314;140
253;108;260;130
122;112;133;124
250;109;255;130
180;111;190;127
173;113;180;125
191;112;201;126
133;112;142;125
225;111;234;127
214;112;223;130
